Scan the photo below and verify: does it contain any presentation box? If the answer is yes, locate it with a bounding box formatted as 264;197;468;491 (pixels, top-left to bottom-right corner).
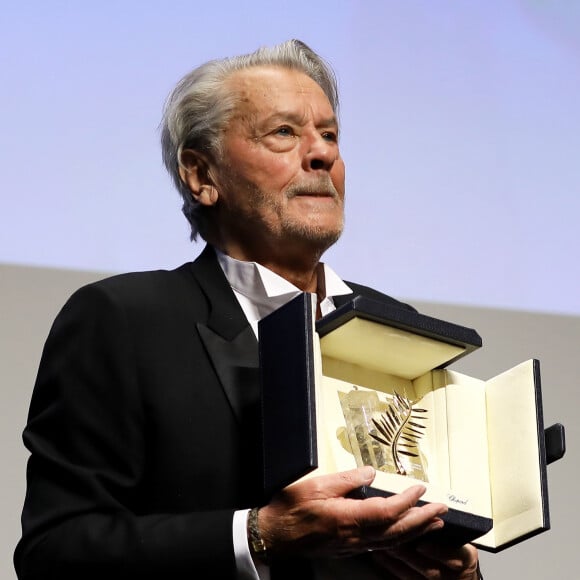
259;293;565;551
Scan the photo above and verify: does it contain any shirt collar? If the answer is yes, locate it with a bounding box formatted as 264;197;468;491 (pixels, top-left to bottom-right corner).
215;247;352;308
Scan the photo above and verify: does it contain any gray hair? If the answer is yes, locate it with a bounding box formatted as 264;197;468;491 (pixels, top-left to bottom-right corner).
160;39;339;241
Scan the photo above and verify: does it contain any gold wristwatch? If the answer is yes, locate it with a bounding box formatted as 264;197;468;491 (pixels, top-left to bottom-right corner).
247;507;269;563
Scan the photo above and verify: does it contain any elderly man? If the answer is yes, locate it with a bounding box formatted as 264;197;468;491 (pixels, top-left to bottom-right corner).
15;40;481;579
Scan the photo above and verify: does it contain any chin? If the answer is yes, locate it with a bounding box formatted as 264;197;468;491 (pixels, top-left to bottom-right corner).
283;220;344;252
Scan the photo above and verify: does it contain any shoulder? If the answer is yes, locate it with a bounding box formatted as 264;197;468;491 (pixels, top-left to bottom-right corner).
85;263;199;300
69;262;197;305
54;262;208;334
343;280;417;313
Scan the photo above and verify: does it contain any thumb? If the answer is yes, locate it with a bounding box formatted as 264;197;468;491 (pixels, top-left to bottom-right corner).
290;466;376;499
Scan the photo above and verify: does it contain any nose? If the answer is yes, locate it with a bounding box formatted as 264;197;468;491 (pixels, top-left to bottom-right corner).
303;133;338;172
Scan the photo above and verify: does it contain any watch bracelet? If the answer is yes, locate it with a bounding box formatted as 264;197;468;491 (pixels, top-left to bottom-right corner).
248;507;269;563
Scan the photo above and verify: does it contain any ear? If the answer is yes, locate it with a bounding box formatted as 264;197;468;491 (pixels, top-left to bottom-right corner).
179;149;219;207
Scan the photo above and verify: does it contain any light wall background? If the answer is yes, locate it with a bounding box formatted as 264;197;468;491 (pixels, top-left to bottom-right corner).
2;1;578;578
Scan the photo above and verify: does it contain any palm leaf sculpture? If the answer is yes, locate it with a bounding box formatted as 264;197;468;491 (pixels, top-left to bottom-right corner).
369;392;428;476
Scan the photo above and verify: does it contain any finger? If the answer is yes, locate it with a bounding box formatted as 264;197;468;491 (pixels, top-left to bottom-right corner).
362;511;445;550
287;466;377;500
351;487;447;543
385;543;479;579
353;485;443;527
415;541;479;574
341;495;447;554
372;550;429;580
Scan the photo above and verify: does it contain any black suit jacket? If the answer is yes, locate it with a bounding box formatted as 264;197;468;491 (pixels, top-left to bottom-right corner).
15;245;415;579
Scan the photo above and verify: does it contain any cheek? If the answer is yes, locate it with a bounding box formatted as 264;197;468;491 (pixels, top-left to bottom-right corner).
254;156;298;192
331;159;346;197
250;147;294;174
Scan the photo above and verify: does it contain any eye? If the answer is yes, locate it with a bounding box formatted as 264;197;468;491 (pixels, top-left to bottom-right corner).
321;130;338;142
274;125;295;137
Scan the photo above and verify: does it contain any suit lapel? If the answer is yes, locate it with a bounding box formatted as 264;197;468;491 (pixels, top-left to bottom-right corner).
189;245;259;426
196;324;259;426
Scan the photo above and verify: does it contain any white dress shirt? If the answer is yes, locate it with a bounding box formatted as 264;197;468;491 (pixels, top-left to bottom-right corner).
214;249;352;580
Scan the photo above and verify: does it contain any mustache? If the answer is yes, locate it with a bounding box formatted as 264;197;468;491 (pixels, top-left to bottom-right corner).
286;176;340;199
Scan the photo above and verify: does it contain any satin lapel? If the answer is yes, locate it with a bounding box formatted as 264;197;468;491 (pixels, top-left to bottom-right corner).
197;324;259;426
189;245;260;426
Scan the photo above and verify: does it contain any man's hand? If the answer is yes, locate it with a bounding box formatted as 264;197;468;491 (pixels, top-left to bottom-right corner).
257;466;448;560
371;541;480;579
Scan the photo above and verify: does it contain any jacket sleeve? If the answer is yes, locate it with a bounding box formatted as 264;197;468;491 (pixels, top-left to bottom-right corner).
15;283;238;579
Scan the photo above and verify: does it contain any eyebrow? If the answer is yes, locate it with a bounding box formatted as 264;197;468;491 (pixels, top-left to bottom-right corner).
260;111;339;129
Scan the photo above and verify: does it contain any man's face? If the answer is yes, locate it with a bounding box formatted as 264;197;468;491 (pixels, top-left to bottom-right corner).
208;66;345;262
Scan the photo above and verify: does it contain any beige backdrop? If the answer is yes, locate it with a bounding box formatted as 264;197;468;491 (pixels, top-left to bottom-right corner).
2;263;577;578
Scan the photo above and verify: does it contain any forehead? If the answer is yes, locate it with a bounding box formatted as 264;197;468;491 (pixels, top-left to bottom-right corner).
224;66;334;119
